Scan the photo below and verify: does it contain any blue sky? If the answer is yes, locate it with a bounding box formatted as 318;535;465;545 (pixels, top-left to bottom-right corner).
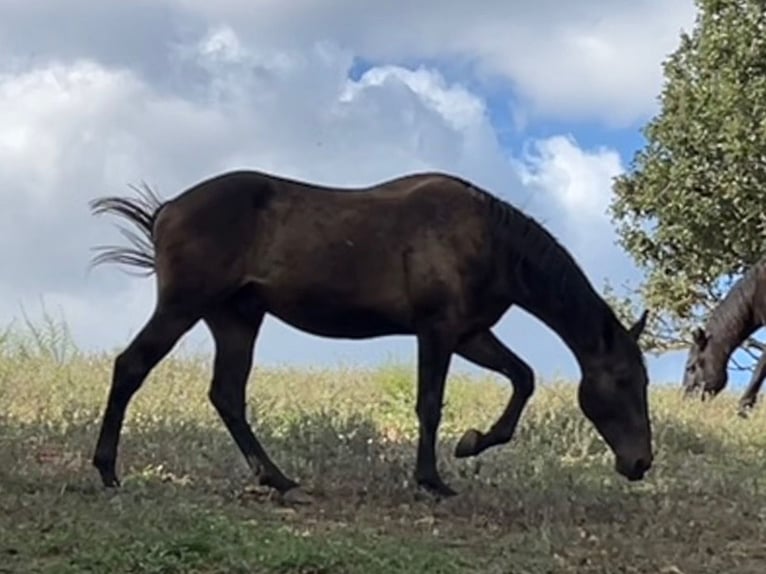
3;0;737;389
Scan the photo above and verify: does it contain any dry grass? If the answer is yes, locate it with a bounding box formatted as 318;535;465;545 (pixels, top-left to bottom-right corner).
1;319;766;573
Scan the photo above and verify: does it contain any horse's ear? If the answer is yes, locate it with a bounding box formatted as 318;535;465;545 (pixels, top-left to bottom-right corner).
628;309;649;341
692;327;708;350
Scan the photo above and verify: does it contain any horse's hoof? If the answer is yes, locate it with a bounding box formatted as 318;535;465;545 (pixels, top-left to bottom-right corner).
96;467;121;488
454;428;484;458
416;475;458;498
260;473;299;494
737;405;753;419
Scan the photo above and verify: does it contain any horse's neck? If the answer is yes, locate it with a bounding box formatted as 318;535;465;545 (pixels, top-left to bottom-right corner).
487;202;611;369
707;299;757;367
508;262;608;369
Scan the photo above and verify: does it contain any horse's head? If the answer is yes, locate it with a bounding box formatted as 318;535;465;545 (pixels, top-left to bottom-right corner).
681;327;727;398
578;309;653;481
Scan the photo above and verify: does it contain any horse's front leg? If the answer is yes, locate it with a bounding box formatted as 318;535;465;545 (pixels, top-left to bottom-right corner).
413;325;456;497
738;350;766;417
453;329;534;458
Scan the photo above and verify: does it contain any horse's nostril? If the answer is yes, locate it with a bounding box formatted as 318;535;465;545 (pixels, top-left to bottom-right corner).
634;457;651;475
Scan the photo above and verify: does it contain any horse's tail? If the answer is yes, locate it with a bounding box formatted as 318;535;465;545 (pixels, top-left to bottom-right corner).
89;182;165;276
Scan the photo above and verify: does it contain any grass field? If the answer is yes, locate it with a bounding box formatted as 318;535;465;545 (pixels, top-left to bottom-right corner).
1;319;766;573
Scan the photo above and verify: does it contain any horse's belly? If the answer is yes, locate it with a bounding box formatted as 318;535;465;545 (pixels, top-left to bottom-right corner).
270;303;410;339
245;280;411;339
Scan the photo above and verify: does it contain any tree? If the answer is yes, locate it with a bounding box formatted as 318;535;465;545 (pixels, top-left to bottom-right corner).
608;0;766;369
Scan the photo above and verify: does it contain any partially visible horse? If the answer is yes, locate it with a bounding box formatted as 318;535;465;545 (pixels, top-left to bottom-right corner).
682;257;766;416
90;169;653;497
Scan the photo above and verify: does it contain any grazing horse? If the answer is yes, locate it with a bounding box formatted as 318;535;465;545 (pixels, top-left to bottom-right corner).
89;169;653;497
682;258;766;417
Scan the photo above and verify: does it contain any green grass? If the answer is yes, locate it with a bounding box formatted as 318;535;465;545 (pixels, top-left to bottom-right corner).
2;319;766;573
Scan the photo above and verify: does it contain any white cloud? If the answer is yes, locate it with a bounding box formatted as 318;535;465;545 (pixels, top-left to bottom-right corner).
159;0;696;126
0;1;696;127
514;135;624;224
341;66;486;132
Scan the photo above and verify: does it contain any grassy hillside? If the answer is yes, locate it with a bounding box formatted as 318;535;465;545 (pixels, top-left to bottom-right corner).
1;321;765;573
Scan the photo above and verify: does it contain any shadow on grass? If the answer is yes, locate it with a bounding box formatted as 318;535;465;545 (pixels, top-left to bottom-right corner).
2;402;761;526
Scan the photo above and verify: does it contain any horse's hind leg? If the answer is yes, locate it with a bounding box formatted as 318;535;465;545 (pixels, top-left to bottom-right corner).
738;350;766;417
205;310;298;494
93;307;199;487
453;329;534;458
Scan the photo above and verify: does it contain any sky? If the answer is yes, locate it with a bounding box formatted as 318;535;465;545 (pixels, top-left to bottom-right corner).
0;0;708;386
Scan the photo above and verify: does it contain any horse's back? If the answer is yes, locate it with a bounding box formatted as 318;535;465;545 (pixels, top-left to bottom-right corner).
170;169;473;204
156;169;485;262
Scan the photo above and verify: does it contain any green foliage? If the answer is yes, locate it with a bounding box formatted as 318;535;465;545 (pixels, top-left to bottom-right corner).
610;0;766;354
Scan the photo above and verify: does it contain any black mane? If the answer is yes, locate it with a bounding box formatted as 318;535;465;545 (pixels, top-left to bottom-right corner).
464;181;618;354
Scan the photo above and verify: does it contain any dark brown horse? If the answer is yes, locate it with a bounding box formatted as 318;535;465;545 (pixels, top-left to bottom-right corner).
682;257;766;417
90;169;653;497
